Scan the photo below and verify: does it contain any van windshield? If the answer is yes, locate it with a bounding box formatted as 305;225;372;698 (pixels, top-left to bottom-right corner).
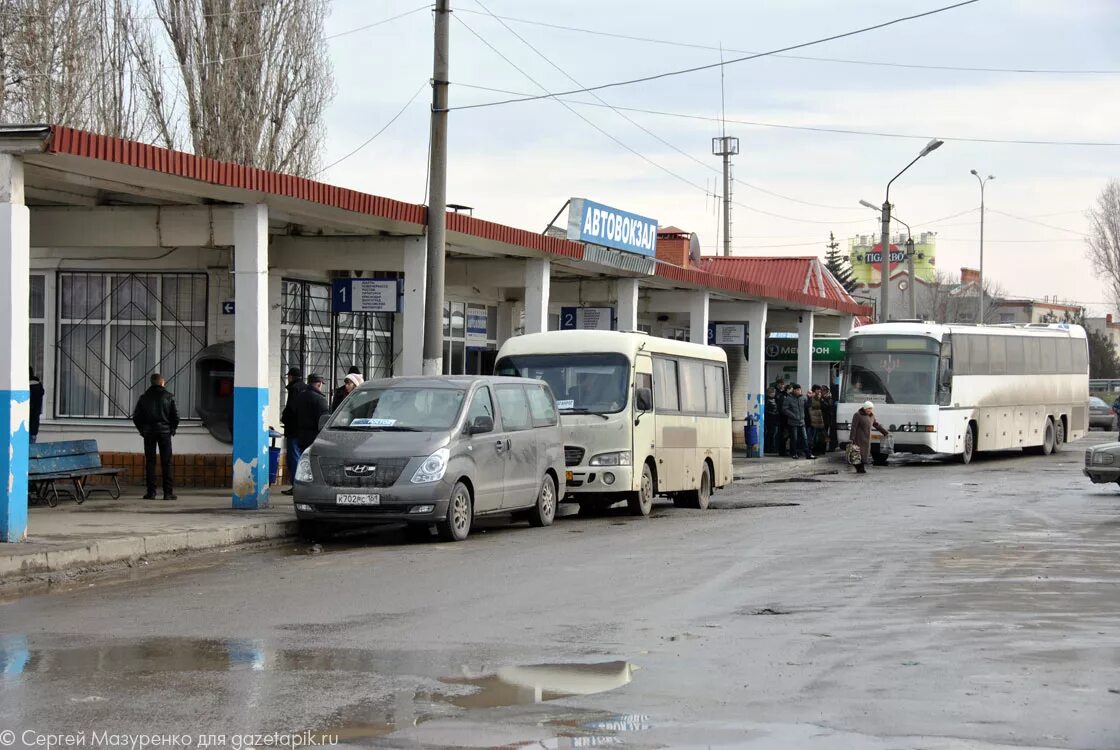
329;387;466;431
495;353;629;415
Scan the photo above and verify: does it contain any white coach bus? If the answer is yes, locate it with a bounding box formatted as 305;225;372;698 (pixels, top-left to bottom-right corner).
837;322;1089;464
496;331;732;516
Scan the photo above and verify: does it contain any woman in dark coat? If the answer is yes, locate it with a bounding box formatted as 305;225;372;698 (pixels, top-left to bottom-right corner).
849;401;889;474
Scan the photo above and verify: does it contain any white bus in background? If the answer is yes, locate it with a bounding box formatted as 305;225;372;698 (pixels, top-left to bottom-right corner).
837;322;1089;464
495;331;732;516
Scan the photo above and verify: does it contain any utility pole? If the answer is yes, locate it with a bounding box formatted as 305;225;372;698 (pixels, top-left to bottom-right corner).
423;0;450;375
878;200;892;323
712;136;738;257
971;170;994;325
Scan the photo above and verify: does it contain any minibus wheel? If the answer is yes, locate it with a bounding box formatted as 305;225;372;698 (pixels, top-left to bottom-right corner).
627;463;654;516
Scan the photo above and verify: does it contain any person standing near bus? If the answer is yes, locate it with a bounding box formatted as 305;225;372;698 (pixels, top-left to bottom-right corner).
849;401;890;475
764;387;779;455
808;386;826;454
783;384;813;460
772;378;788;457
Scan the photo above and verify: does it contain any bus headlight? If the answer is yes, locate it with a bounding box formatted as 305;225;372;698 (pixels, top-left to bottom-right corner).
589;450;632;467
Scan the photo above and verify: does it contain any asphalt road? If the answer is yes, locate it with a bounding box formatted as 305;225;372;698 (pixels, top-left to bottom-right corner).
2;434;1119;749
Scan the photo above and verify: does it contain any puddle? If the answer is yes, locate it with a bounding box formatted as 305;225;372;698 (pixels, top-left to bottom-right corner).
0;636;411;675
748;607;791;616
434;661;636;709
764;477;822;484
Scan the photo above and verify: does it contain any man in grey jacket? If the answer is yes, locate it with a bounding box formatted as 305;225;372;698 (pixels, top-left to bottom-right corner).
781;383;814;460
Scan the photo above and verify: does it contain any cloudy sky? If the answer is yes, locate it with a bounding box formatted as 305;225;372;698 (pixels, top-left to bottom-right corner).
316;0;1119;314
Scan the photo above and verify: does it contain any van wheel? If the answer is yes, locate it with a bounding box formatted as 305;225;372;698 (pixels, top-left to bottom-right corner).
956;424;975;464
627;463;654;517
1053;419;1065;452
680;465;712;510
438;482;473;542
528;474;557;528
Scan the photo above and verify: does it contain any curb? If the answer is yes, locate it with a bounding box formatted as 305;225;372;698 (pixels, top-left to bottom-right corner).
0;518;298;580
733;454;846;483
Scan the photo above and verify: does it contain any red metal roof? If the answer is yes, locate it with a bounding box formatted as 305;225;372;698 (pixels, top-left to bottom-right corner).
40;125;866;315
697;256;865;314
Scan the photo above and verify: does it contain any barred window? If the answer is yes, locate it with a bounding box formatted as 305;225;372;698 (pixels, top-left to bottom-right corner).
30;274;45;378
56;272;208;419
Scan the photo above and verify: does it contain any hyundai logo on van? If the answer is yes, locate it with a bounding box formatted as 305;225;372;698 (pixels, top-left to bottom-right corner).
566;198;658;257
345;464;377;477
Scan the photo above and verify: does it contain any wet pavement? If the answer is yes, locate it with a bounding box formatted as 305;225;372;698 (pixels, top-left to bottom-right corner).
2;434;1119;748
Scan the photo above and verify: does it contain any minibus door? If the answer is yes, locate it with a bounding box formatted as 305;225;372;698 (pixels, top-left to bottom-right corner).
633;355;656;490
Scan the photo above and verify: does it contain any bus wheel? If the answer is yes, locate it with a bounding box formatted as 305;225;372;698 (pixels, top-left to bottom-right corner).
1053;418;1065;452
627;463;654;517
1025;419;1055;456
956;424;975;465
681;465;711;510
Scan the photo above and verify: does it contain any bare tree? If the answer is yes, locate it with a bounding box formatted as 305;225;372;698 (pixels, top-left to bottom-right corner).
1087;179;1120;310
917;270;1005;324
142;0;334;176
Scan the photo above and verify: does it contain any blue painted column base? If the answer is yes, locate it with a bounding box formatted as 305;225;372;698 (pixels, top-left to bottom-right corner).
0;390;30;542
232;387;270;510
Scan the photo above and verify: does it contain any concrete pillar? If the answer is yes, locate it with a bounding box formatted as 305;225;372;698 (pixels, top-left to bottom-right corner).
689;290;709;345
266;271;283;432
797;311;814;388
496;301;516;347
615;277;639;332
838;314;855;339
524;259;550;335
746;302;769;454
400;238;426;376
232;204;271;510
0;155;29;542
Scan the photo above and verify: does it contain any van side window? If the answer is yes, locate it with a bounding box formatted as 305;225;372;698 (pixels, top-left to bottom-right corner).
679;359;706;413
653;357;680;412
636;372;653;410
465;386;494;427
495;385;532;431
703;364;727;415
526;385;558;427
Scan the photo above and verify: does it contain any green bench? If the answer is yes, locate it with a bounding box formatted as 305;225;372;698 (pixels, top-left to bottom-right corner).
29;440;122;507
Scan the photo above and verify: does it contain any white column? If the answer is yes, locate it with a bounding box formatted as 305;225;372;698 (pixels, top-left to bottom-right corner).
689;290;710;344
838;314;855;339
400;237;426;376
266;271;283;432
0;155;29;542
232;204;271;510
746;302;769;455
615;277;639;332
524;258;550;335
496;301;516;347
797;311;814;388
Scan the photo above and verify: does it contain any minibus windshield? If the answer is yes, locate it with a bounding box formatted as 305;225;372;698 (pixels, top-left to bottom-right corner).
495;353;630;415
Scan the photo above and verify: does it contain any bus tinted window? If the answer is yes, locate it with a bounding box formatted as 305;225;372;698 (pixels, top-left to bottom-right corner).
1040;338;1057;374
1006;337;1025;375
1072;338;1089;373
967;336;988;376
988;336;1007;375
654;357;680;412
1024;337;1041;373
1055;338;1072;372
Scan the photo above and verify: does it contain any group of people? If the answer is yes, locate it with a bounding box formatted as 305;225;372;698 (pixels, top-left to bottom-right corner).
280;366;365;494
764;378;836;460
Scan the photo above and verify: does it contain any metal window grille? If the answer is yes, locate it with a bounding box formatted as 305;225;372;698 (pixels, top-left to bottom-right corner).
55;272;208;419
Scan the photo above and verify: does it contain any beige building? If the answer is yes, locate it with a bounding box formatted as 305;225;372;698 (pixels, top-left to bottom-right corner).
991;298;1084;325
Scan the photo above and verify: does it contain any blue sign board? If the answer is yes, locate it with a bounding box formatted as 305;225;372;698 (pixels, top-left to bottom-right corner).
331;279;401;313
566;198;658;257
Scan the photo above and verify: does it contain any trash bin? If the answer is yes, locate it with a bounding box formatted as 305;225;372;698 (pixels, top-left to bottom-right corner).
745;416;760;459
268;447;281;485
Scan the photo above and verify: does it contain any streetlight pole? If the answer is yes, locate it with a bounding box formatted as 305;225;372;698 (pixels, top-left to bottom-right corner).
861;202;916;319
864;138;943;324
970;170;995;325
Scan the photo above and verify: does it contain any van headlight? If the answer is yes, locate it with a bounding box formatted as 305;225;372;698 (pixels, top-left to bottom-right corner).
411;448;450;484
294;452;314;483
1094;452;1115;465
589;450;632;467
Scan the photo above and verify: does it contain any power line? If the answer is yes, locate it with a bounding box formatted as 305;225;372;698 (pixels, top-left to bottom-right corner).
468;0;861;213
453;82;1120;148
454;15;871;227
988;209;1087;236
454;8;1120;77
447;0;983;111
315;80;429;175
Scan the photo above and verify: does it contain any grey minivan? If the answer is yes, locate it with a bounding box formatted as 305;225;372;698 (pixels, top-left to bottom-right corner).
292;376;566;542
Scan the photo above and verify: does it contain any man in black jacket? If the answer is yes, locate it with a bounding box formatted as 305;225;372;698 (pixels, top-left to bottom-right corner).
133;373;180;500
280;368;306;494
292;374;329;454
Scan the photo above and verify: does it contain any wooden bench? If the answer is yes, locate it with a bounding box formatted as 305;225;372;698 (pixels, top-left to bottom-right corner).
29;440;123;507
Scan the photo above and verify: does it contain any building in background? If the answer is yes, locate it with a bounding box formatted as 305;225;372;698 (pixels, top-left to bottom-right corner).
991;297;1085;325
1085;314;1120;351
